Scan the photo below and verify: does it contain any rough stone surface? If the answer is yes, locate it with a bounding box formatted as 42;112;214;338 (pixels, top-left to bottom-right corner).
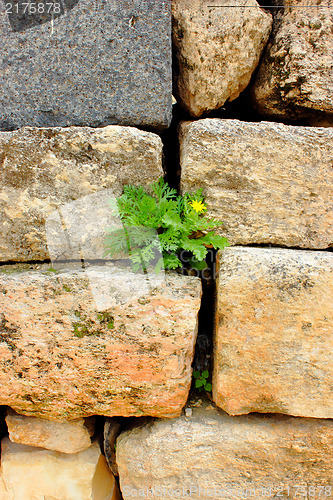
180;119;333;249
0;471;9;500
104;418;122;476
172;0;272;117
0;125;163;262
0;408;6;442
0;265;201;420
5;410;94;453
213;246;333;418
116;403;333;500
252;0;333;120
0;0;172;130
0;438;120;500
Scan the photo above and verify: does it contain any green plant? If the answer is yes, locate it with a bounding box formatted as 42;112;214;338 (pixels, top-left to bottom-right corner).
73;322;88;338
72;310;114;338
193;370;212;392
47;267;58;273
97;312;114;329
103;178;228;273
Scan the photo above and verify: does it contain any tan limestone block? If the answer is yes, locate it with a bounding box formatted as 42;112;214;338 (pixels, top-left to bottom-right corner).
0;125;163;262
180;119;333;249
116;403;333;500
0;470;12;500
252;0;333;120
5;410;94;453
92;455;122;500
172;0;272;116
213;246;333;418
0;408;5;443
0;265;201;420
1;438;118;500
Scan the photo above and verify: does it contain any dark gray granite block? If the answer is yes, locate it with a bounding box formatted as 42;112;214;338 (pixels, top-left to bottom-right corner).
0;0;172;130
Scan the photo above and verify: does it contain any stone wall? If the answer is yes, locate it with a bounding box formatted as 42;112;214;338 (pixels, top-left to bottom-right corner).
0;0;332;499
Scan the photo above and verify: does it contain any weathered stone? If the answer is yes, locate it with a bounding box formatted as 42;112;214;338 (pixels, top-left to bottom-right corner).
213;246;333;418
104;418;122;476
5;410;94;453
0;265;201;420
172;0;272;117
0;0;171;130
252;0;333;120
0;125;163;262
0;408;6;442
180;119;333;249
116;403;333;500
0;479;7;499
92;454;122;500
1;438;120;500
0;470;10;500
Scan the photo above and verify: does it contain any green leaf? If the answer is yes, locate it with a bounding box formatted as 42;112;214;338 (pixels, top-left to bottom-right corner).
193;371;200;379
189;258;207;270
195;379;204;388
103;177;229;275
163;252;181;270
201;233;229;250
181;238;207;261
154;257;165;274
161;212;183;231
201;370;209;379
204;383;212;392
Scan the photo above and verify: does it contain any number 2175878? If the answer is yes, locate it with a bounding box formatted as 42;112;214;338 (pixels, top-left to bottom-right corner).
5;3;62;15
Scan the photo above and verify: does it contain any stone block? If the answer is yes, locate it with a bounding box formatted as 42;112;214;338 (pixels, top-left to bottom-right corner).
0;470;11;500
180;119;333;249
116;403;333;500
0;265;201;420
5;410;94;453
213;246;333;418
0;0;172;130
0;125;163;262
0;408;6;442
172;0;272;116
0;438;120;500
104;418;122;476
252;0;333;121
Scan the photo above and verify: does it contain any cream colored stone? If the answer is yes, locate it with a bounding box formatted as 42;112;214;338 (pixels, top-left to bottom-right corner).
0;470;12;500
172;0;272;116
92;455;122;500
180;119;333;249
0;125;163;262
0;265;201;420
252;0;333;120
117;403;333;500
0;408;5;443
213;246;333;418
5;411;94;453
1;438;119;500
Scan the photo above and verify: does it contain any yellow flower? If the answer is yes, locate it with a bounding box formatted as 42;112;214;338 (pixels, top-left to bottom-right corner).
190;199;206;213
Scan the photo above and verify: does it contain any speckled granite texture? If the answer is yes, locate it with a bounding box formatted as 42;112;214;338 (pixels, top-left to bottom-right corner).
0;0;172;130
